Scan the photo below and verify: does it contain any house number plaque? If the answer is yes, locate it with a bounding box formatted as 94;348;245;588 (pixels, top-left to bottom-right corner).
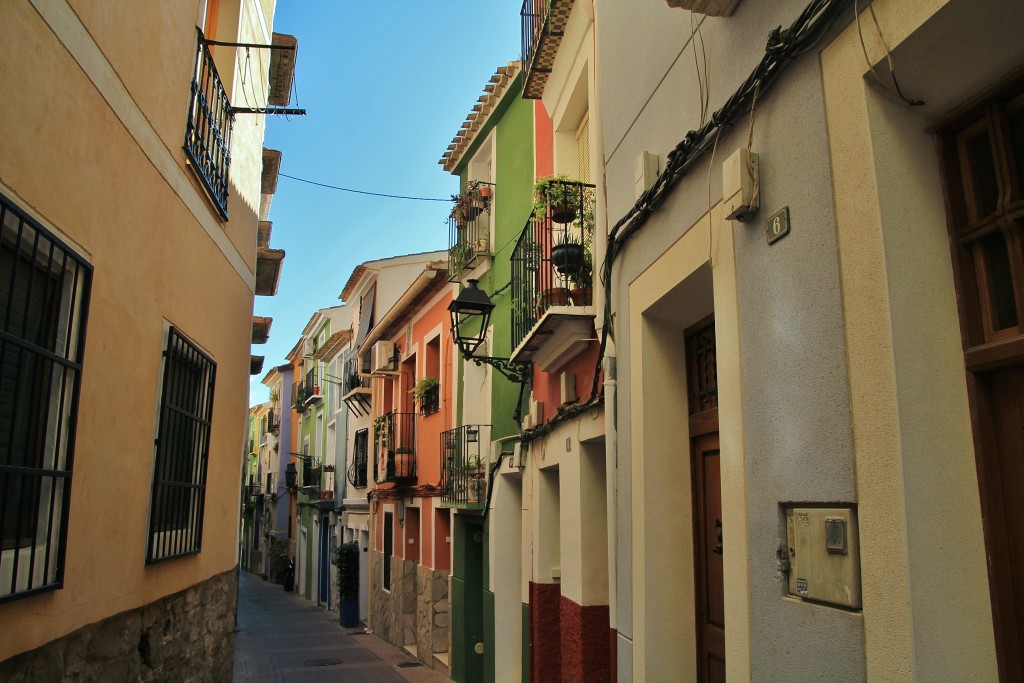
766;206;790;245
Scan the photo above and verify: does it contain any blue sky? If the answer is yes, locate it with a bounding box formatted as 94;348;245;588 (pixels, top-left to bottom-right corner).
251;1;522;404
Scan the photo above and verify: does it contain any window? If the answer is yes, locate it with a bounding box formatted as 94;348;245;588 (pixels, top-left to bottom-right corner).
383;510;393;591
1;194;91;601
348;428;368;488
146;327;216;563
940;84;1024;347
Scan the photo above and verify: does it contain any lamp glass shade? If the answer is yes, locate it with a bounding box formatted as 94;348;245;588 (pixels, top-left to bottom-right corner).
448;279;494;358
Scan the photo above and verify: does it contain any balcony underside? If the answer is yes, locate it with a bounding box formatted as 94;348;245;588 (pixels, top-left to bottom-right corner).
511;307;595;372
342;388;372;417
255;247;285;296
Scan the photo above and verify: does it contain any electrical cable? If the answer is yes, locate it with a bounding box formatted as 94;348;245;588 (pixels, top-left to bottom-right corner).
278;173;451;201
854;0;924;107
522;0;855;445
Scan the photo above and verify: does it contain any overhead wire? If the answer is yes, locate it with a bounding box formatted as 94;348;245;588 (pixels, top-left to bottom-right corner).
277;173;451;201
854;0;923;107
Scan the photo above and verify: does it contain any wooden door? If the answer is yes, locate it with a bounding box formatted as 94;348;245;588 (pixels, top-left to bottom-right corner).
687;316;725;681
693;431;725;682
939;74;1024;681
975;363;1024;680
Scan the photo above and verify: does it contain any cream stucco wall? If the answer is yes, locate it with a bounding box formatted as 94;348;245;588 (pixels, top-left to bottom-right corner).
0;0;274;660
821;0;1021;678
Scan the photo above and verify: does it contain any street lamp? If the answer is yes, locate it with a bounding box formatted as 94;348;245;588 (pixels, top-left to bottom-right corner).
447;279;531;422
284;462;297;490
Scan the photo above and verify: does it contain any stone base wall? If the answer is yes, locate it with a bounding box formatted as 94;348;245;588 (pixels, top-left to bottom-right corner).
415;564;449;664
560;595;611;683
0;568;238;682
369;551;449;669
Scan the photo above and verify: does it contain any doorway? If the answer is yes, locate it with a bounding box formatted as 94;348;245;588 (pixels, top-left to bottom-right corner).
686;316;724;682
938;76;1024;681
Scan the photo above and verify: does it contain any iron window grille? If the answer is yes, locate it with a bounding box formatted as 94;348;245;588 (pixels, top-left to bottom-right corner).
419;384;440;417
347;428;368;488
146;327;216;563
0;193;91;603
184;28;233;220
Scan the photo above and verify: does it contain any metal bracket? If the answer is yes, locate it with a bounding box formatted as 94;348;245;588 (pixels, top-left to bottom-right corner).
467;356;531;384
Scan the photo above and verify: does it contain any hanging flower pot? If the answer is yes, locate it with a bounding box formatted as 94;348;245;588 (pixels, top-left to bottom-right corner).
550;242;584;274
549;203;578;224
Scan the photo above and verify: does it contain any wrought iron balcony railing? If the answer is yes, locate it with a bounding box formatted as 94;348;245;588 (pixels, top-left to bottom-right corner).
268;407;280;434
304;366;322;402
511;179;596;350
184;28;233;219
521;0;575;99
448;182;494;279
374;411;416;483
343;356;371;395
441;425;491;508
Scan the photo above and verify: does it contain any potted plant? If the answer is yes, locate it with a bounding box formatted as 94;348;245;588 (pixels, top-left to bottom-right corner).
409;376;438;402
336;541;360;627
394;446;414;478
533;174;583;224
449;180;486;226
449;242;470;273
467;454;487;504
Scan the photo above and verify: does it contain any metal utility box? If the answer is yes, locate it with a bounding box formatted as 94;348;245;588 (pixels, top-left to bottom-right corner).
785;506;862;609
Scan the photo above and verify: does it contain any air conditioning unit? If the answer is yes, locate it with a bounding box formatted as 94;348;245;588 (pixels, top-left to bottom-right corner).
371;340;397;374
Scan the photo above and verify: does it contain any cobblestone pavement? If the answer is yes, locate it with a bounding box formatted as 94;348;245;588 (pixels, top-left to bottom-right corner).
233;571;453;683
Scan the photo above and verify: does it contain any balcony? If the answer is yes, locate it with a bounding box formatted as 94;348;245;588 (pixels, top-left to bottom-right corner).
184;29;233;219
374;411;416;483
510;179;596;371
268;408;280;435
303;367;323;405
521;0;576;99
440;425;491;509
448;182;494;280
341;356;372;417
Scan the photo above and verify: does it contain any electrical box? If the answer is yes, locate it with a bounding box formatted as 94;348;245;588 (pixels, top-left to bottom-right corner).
371;340;397;374
634;151;659;200
785;506;862;609
722;148;759;222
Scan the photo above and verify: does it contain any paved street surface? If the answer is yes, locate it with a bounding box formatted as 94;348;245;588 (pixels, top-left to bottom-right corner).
233;571;452;682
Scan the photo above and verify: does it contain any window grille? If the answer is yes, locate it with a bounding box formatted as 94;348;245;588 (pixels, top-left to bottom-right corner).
0;193;91;601
147;327;216;563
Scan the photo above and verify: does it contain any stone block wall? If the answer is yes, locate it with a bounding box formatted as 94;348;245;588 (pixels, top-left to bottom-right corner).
0;569;237;682
369;551;450;669
415;564;449;665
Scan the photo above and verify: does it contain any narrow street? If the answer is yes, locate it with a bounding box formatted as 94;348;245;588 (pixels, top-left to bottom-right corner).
233;571;452;683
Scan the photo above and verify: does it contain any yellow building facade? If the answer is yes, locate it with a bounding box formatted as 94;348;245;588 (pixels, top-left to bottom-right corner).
0;0;290;678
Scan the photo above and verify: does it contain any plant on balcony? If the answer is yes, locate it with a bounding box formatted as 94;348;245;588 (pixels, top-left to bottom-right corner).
394;446;414;478
449;242;471;273
533;174;583;224
410;376;438;401
336;541;360;627
449;180;487;226
294;385;310;411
